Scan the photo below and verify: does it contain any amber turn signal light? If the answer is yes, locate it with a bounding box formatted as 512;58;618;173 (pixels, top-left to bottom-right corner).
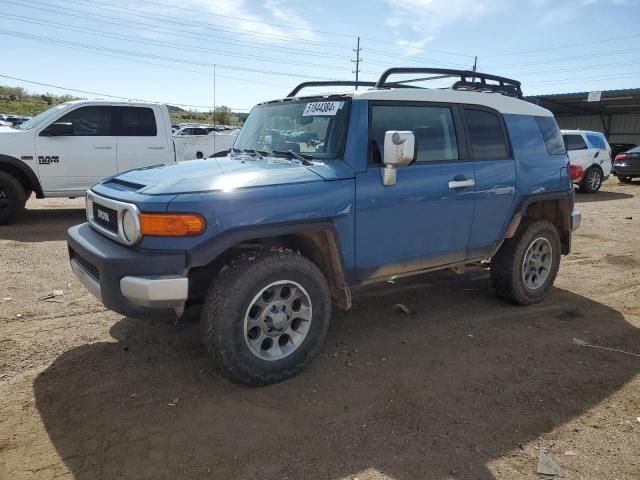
139;213;205;237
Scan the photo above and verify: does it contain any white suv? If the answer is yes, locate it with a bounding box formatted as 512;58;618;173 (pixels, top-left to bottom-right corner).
562;130;612;193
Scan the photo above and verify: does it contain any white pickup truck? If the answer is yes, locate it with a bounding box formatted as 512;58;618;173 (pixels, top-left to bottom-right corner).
0;100;237;224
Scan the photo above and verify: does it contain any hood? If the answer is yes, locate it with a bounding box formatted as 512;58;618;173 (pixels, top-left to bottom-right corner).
105;156;353;195
0;126;21;136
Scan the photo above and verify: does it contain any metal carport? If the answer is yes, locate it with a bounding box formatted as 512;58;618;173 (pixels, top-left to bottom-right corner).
525;89;640;144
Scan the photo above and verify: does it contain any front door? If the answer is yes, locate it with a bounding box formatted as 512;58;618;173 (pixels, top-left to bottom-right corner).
35;106;116;193
355;102;476;282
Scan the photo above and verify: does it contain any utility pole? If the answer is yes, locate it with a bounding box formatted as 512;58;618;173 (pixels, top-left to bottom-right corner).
213;63;216;153
352;36;362;89
472;56;478;72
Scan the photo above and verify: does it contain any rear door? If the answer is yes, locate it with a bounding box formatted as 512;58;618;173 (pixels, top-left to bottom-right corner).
563;134;592;174
586;133;612;176
35;105;116;193
463;107;516;258
355;102;476;281
115;106;171;172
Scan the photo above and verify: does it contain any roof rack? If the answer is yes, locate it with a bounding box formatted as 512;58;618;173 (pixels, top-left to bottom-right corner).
375;68;523;98
286;80;420;98
287;68;523;100
287;81;376;97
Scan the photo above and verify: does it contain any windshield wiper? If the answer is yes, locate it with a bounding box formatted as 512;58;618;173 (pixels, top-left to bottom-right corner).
243;148;267;159
271;149;313;166
230;148;267;160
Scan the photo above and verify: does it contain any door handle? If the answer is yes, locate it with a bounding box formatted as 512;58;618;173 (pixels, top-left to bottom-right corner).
448;179;475;189
93;145;112;150
147;146;165;150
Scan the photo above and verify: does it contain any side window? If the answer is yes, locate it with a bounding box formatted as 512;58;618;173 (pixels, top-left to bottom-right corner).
535;116;566;155
464;109;509;159
117;107;157;136
370;104;459;164
194;128;208;135
55;106;112;136
564;134;587;151
587;134;606;150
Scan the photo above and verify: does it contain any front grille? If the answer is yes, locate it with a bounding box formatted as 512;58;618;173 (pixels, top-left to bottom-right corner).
70;249;100;280
92;202;118;233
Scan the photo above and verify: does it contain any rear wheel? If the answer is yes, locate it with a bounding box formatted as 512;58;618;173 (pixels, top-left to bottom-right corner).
619;176;633;184
580;166;603;193
200;250;331;386
491;219;561;305
0;172;27;225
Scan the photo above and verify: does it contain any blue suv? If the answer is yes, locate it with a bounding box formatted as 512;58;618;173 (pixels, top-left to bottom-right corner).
67;68;581;385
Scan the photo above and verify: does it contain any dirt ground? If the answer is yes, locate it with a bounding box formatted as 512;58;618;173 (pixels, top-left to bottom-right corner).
1;179;639;480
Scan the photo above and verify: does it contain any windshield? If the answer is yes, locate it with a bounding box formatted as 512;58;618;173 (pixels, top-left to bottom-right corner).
234;99;350;160
17;103;70;130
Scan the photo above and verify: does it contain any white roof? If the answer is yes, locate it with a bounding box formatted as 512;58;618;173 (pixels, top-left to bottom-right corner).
297;88;554;117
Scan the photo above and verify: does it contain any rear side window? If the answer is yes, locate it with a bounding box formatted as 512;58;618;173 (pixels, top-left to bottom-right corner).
587;134;607;150
56;106;112;136
563;134;587;151
464;109;509;159
117;107;157;136
535;116;566;155
370;104;459;164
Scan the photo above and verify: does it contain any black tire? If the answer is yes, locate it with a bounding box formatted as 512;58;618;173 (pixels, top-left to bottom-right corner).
490;219;561;306
0;171;27;225
579;166;603;193
201;250;331;386
619;176;632;184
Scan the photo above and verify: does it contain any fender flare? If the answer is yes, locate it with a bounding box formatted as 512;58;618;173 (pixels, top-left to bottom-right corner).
505;190;574;254
189;220;352;309
0;154;44;198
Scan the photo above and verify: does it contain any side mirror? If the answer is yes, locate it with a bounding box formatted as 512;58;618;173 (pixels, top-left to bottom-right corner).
41;122;73;136
381;131;415;186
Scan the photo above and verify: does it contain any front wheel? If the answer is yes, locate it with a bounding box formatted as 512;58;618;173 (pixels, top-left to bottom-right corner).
490;219;561;305
580;167;603;193
0;171;27;225
201;250;331;386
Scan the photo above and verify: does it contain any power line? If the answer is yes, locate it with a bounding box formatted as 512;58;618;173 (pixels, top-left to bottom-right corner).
3;1;354;61
485;32;640;58
487;47;640;69
359;36;476;59
12;0;353;50
0;29;340;81
0;16;349;72
0;73;251;110
90;0;357;40
527;71;640;86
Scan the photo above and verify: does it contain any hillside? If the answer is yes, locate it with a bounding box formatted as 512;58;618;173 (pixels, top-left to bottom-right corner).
0;85;242;125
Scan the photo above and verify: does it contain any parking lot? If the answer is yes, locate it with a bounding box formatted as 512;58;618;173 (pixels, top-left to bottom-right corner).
0;179;638;479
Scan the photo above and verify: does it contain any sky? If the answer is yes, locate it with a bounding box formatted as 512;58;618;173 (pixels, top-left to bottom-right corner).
1;0;640;112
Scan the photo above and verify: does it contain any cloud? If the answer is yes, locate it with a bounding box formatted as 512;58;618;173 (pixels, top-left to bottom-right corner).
385;0;499;55
165;0;318;42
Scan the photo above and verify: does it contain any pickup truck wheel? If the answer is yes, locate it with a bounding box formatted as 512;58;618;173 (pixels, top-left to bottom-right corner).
490;219;561;306
201;250;331;386
0;171;27;225
579;166;603;193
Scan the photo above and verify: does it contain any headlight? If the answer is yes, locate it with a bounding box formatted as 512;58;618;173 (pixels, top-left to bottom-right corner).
122;209;141;243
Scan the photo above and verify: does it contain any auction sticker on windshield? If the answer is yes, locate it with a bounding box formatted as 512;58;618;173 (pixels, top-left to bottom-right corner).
302;101;342;116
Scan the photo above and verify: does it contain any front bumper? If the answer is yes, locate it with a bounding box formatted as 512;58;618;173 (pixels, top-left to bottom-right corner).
67;223;189;318
571;210;581;231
